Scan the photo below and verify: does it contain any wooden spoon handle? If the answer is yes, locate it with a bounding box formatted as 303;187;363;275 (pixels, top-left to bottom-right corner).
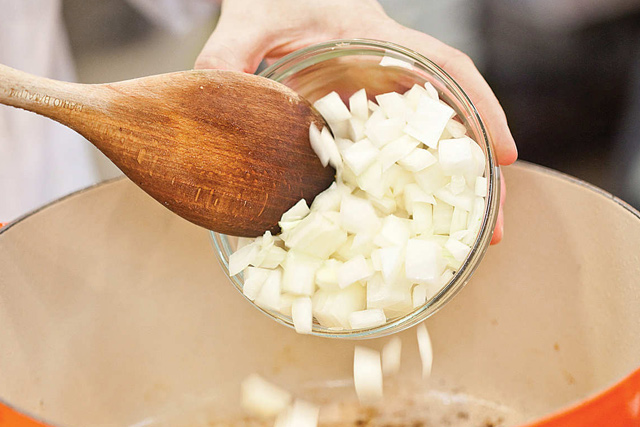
0;63;104;129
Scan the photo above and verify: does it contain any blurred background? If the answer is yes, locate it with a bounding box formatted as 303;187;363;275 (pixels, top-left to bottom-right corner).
3;0;640;220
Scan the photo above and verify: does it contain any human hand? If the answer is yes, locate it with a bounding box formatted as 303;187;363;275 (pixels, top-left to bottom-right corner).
195;0;516;243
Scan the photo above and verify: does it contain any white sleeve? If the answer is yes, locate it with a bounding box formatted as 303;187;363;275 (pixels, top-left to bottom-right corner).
126;0;219;34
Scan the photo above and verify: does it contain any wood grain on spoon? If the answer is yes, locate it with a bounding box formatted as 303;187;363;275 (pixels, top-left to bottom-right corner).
0;64;335;236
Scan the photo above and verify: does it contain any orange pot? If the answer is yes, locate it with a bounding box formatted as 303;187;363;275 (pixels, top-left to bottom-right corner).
0;162;639;426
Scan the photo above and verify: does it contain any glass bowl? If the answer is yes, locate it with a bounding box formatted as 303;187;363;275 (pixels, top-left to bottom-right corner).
211;39;500;339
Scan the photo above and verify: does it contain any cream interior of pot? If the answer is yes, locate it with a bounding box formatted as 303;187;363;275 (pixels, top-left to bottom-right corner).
0;163;639;427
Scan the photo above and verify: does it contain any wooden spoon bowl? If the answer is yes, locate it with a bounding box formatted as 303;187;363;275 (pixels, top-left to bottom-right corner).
0;65;335;236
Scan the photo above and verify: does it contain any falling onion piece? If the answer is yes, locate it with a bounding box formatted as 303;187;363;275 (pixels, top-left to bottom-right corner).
274;399;320;427
241;374;292;418
382;336;402;376
353;346;384;404
417;323;434;378
292;296;313;334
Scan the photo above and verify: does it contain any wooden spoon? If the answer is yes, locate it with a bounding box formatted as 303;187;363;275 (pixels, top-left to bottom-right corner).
0;64;335;237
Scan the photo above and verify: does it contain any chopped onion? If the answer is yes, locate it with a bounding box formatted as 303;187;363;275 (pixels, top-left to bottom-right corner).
475;176;488;197
404;96;454;148
348;118;366;142
341;138;379;176
445;238;471;262
417;323;433;378
424;82;439;100
274;399;320;427
382;336;402;376
228;242;260;276
315;258;342;290
405;239;443;285
445;118;467;138
348;308;386;329
411;202;433;236
403;84;429;110
412;283;428;308
397;147;437;172
243;266;270;301
379;135;420;171
254;268;283;311
373;215;410;247
349;88;369;121
241;374;292;418
339;195;381;235
231;85;488;335
338;254;373;289
365;117;405;148
292;296;313;334
353;346;383;404
282;251;322;296
313;91;351;123
438;137;475;176
376;92;408;119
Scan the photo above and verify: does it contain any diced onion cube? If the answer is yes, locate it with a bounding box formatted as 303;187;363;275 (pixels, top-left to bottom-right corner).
404;96;454;148
342;139;379;176
278;293;296;317
379;135;420;171
356;161;384;199
405;239;443;285
281;199;310;223
433;200;454;235
382;336;402;376
438;137;475;176
340;195;381;234
309;124;341;168
417;323;433;378
424;82;439;100
448;175;466;195
412;283;428;308
372;246;404;283
449;206;469;235
282;212;347;259
445;118;467;138
376;92;408;119
398;148;437;172
313;91;351;123
411;202;433;236
348;308;386;329
274;400;320;427
254;268;283;311
243;266;270;301
403;84;429;110
349;88;369;121
445;238;471;262
403;183;436;215
338;254;373;289
353;346;383;404
282;251;322;296
228;242;260;276
241;374;292;418
315;259;342;290
365;117;405;148
475;176;488;197
414;163;449;194
291;297;313;334
348;118;366;142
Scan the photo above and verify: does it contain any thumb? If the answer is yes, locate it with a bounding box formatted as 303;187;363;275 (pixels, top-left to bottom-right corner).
194;22;266;73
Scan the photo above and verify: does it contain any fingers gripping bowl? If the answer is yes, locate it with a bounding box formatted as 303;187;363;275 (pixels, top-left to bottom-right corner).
211;39;500;338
